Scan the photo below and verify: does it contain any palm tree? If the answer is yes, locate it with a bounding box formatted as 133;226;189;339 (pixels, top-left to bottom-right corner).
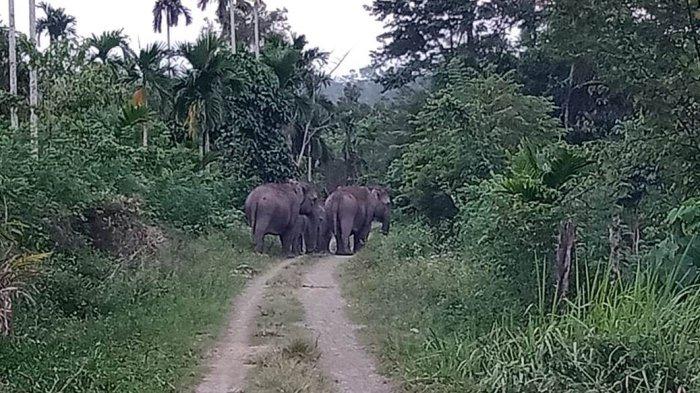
124;43;172;106
85;30;131;64
174;33;236;158
123;43;172;146
263;35;332;179
253;0;260;57
152;0;193;51
8;0;18;128
36;2;76;45
197;0;237;51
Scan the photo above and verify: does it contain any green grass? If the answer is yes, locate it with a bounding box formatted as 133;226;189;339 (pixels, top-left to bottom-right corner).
0;229;275;392
342;226;700;393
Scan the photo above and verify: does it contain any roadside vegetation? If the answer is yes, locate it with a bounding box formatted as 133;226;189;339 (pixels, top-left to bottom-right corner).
1;0;699;392
0;231;274;392
341;1;700;392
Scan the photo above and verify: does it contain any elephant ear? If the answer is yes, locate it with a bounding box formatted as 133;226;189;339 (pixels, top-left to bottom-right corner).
372;188;391;205
287;180;304;197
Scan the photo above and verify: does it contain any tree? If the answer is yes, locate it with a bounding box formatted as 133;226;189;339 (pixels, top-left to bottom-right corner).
390;62;562;217
8;0;18;128
253;0;260;57
197;0;237;50
199;0;289;53
262;35;332;180
152;0;193;52
124;43;172;108
28;0;38;157
541;0;700;212
367;0;519;88
123;43;172;146
85;30;131;64
174;33;236;158
36;2;76;45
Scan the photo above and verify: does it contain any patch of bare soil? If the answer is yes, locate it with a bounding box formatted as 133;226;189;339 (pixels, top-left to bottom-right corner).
299;256;394;393
195;259;295;393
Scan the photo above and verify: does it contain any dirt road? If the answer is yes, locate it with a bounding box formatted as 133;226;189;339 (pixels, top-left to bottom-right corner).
299;256;394;393
195;255;392;393
194;259;295;393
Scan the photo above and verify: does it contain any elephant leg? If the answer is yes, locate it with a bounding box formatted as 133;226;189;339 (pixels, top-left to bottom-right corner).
253;227;267;254
336;217;354;256
252;213;272;254
354;226;371;252
280;232;294;258
318;232;331;254
292;232;303;255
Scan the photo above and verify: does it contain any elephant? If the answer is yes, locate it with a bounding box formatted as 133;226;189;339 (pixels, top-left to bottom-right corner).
244;181;319;257
323;186;391;255
293;201;327;254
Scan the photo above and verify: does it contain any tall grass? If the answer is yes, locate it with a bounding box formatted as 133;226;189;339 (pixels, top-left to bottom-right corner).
0;230;275;392
343;226;700;392
462;263;700;392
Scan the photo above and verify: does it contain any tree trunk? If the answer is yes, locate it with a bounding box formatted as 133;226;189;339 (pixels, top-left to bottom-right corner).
631;212;641;256
8;0;18;129
564;62;576;130
142;124;148;148
229;0;237;52
253;0;260;58
609;215;622;280
555;219;576;302
29;0;39;158
166;13;172;73
307;142;312;182
0;290;12;337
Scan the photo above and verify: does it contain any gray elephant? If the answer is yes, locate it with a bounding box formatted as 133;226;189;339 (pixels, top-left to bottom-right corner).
293;201;327;254
323;186;391;255
244;181;319;257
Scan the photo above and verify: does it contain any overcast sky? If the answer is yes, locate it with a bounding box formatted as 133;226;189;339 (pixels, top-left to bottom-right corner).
1;0;384;76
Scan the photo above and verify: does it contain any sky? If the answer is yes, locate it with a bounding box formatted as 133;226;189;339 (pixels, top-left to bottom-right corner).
1;0;384;76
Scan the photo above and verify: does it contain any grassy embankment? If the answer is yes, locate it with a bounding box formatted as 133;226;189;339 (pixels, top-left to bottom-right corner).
0;229;275;392
343;225;700;392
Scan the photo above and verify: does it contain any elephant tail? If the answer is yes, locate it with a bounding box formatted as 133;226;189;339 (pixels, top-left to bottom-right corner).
329;194;342;237
250;201;259;234
245;197;259;234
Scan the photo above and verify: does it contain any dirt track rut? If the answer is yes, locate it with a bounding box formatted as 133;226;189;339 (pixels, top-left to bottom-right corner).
195;259;295;393
299;256;394;393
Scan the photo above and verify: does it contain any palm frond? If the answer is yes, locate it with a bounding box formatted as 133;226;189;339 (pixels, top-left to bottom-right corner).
543;148;592;189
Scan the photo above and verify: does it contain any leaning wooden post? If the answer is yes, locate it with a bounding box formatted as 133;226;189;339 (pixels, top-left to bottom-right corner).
555;219;576;302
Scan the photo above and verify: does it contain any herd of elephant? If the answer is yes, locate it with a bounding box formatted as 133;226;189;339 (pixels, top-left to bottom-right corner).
244;181;391;257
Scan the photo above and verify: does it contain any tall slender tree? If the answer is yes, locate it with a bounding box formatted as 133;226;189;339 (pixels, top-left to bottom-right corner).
36;2;76;45
253;0;260;57
197;0;238;51
8;0;18;129
152;0;193;51
28;0;38;156
175;33;236;158
229;0;236;52
85;30;131;64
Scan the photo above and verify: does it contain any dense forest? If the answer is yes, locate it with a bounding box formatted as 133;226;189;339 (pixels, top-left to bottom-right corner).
1;0;699;392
